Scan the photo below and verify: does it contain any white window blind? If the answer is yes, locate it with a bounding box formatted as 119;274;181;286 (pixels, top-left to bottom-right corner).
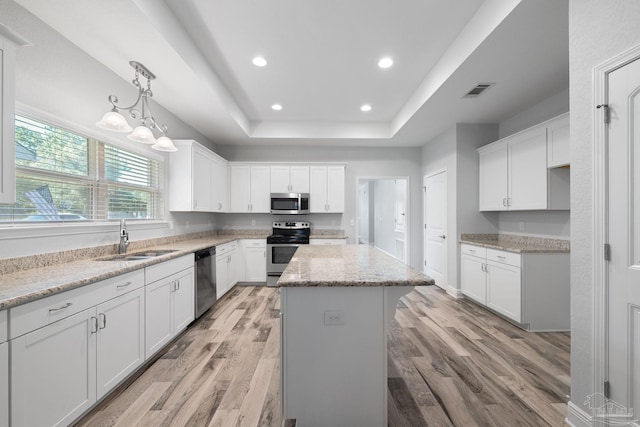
0;115;164;223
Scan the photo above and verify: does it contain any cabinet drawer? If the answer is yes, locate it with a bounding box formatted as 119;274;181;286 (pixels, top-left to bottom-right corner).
9;269;144;339
0;310;6;343
216;241;238;256
461;244;486;258
145;255;194;284
242;239;266;248
486;249;521;267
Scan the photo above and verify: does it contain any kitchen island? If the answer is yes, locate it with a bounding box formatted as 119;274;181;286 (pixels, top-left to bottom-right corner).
278;244;434;427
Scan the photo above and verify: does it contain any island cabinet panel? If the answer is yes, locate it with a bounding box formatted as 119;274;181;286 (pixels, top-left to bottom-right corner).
11;308;97;427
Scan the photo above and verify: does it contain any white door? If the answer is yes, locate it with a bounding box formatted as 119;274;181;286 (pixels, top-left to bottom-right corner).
270;166;291;193
145;278;173;358
290;165;310;193
424;171;447;288
192;148;212;211
607;57;640;420
172;268;195;333
250;166;271;212
478;142;508;211
326;166;345;212
230;165;251;212
309;166;328;212
508;127;548;210
460;254;486;304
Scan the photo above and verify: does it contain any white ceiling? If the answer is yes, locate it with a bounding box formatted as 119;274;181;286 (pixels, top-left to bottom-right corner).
15;0;568;147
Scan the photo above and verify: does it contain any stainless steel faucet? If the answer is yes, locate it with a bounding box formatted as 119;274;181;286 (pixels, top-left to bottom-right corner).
119;218;129;254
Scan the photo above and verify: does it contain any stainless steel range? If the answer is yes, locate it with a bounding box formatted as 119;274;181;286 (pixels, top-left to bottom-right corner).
266;221;310;286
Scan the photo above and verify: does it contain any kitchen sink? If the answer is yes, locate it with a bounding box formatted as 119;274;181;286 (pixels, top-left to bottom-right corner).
98;249;178;261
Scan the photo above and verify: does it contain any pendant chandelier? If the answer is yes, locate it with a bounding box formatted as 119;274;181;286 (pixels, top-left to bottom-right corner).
96;61;177;152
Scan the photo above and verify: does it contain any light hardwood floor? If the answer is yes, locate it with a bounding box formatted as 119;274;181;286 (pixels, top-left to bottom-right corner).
76;285;570;427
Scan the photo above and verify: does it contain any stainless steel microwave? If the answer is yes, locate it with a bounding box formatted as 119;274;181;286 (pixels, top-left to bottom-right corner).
270;193;310;215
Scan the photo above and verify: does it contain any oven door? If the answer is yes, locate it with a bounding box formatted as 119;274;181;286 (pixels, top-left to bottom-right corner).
267;243;301;286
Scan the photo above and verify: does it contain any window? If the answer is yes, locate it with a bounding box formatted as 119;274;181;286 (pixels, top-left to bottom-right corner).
0;116;164;223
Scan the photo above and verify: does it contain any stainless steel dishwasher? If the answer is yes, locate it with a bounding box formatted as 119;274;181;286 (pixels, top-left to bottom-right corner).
195;247;216;318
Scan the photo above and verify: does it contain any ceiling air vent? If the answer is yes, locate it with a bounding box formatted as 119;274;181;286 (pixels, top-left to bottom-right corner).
464;83;494;98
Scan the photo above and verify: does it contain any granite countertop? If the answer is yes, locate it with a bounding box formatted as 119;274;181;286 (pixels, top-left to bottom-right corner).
0;233;267;310
277;244;434;287
459;233;570;253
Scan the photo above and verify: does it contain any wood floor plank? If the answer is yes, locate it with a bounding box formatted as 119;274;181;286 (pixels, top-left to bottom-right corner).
77;284;570;427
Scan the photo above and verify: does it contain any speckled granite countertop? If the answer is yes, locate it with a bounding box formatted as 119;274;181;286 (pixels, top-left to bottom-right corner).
459;234;570;253
0;232;268;310
278;245;434;287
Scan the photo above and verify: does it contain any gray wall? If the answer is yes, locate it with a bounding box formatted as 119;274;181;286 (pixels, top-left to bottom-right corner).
0;1;217;259
216;145;424;269
421;123;498;293
568;0;640;423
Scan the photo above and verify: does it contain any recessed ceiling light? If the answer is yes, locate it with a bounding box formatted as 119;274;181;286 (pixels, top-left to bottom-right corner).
360;104;372;112
272;104;283;111
378;57;393;68
252;56;267;67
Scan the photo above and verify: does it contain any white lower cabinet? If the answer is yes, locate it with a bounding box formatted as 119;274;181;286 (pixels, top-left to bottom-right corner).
241;240;267;282
96;287;145;398
0;310;6;427
145;259;194;358
11;308;97;427
216;241;239;298
0;340;7;427
459;243;569;331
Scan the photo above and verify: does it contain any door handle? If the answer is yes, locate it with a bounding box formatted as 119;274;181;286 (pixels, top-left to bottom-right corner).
438;235;446;239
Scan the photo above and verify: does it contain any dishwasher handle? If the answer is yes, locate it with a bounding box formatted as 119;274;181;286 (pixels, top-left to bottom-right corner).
195;247;215;261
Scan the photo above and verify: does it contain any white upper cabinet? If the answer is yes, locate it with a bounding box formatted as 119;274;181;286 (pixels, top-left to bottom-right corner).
309;165;345;213
0;26;30;205
478;113;570;211
170;140;227;212
270;165;310;193
229;164;270;213
546;113;570;167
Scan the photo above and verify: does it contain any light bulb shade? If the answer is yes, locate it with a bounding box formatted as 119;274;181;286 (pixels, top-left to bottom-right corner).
96;111;132;132
152;136;177;152
127;126;156;144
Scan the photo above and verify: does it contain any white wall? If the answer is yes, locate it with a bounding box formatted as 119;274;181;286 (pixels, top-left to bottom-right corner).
0;1;218;259
568;0;640;424
421;124;498;293
216;145;424;269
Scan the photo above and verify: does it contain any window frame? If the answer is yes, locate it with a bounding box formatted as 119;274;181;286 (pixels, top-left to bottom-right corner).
0;103;169;232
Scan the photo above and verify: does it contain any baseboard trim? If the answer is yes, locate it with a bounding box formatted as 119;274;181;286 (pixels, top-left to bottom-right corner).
447;286;463;298
566;401;592;427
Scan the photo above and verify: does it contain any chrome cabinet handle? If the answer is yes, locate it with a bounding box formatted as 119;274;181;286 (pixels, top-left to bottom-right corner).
91;316;99;334
438;235;446;239
99;313;107;329
176;280;180;291
497;255;506;260
49;302;72;312
503;198;507;207
116;281;132;289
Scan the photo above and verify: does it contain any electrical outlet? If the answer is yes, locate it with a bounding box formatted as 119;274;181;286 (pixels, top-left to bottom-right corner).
324;310;345;325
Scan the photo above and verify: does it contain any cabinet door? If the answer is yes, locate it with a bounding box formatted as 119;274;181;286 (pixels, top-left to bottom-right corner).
0;37;17;204
192;147;213;211
96;287;145;399
460;254;486;304
0;342;7;427
230;165;251;212
145;278;173;358
326;165;345;212
270;166;291;193
212;158;228;212
309;166;328;212
245;247;267;282
508;127;548;210
547;114;570;167
11;308;97;427
290;166;310;193
173;268;195;333
228;251;239;288
478;143;508;211
486;261;521;322
216;255;229;299
250;166;271;212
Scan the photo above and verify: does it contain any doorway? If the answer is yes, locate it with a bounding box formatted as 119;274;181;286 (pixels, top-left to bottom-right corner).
356;177;408;262
423;170;447;289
